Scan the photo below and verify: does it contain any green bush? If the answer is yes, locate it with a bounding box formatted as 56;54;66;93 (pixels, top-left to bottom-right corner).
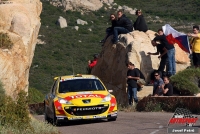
0;32;13;49
0;91;31;131
0;83;59;134
170;68;200;95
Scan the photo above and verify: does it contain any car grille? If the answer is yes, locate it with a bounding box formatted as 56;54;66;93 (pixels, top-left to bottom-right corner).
65;105;109;116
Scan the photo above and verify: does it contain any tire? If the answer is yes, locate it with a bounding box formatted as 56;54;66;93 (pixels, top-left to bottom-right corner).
44;104;50;123
107;118;116;121
52;105;61;126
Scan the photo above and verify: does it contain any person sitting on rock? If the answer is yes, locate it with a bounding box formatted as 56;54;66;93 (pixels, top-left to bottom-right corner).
112;10;133;44
147;40;168;73
152;71;164;96
163;76;173;96
87;54;99;74
100;13;118;44
133;9;148;32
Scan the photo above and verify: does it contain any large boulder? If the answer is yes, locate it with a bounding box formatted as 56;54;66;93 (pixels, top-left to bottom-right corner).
62;0;114;11
0;0;42;97
91;30;190;104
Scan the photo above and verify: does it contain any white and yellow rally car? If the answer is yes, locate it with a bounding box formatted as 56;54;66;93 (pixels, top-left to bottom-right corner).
44;74;117;125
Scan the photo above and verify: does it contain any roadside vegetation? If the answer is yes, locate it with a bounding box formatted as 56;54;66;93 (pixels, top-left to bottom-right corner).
0;81;59;134
170;68;200;95
29;0;200;96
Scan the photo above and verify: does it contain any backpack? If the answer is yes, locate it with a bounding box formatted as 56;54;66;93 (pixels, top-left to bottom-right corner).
135;68;145;80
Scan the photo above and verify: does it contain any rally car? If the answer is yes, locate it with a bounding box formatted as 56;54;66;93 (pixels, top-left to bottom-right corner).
44;74;117;125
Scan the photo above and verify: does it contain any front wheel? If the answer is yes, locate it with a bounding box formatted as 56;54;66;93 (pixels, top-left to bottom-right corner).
107;118;117;121
44;104;50;123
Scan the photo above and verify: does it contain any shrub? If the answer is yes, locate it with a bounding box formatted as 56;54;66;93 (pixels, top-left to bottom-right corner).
0;90;31;131
0;82;59;134
0;32;13;49
170;68;200;95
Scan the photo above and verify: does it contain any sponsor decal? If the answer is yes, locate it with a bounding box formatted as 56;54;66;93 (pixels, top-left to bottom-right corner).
75;106;103;111
71;94;101;99
93;115;107;118
68;117;83;120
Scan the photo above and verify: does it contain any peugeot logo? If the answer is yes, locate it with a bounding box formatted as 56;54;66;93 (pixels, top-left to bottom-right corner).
82;99;91;104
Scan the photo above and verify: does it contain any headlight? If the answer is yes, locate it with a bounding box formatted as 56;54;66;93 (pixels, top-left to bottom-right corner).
58;98;72;104
101;94;111;102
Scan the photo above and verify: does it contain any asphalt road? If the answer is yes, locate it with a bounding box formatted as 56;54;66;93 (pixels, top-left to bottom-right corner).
34;112;200;134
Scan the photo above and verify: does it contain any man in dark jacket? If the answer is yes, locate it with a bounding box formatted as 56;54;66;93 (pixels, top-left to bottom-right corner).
133;9;148;32
112;10;133;44
126;62;140;105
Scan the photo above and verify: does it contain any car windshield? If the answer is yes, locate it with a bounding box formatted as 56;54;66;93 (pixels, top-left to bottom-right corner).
58;79;105;93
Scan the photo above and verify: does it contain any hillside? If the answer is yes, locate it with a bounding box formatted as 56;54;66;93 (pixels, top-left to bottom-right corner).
29;0;200;94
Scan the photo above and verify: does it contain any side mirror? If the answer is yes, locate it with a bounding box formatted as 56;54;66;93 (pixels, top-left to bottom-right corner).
108;90;113;93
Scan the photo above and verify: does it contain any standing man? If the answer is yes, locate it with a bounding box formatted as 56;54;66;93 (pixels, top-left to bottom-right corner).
154;29;176;77
126;62;140;105
112;10;133;44
147;40;168;73
188;25;200;68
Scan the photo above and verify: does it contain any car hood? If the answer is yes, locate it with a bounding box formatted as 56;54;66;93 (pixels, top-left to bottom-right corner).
56;91;113;105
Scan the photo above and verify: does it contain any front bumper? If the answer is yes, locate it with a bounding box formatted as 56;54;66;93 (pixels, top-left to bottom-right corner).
56;111;117;121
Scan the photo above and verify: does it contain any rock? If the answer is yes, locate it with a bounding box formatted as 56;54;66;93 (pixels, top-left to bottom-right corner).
74;26;79;31
77;19;88;25
62;0;113;11
91;30;190;104
0;0;42;97
57;16;67;28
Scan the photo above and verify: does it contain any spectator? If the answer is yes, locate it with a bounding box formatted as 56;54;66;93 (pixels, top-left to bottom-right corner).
153;71;164;96
126;62;140;105
188;25;200;68
87;54;99;74
163;76;173;96
100;14;118;43
112;10;133;44
147;40;168;73
133;9;148;32
135;68;146;91
154;29;176;77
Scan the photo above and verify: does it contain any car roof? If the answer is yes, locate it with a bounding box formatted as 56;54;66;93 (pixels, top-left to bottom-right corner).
54;74;99;81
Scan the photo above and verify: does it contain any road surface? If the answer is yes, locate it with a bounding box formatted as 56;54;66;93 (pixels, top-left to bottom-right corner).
34;112;200;134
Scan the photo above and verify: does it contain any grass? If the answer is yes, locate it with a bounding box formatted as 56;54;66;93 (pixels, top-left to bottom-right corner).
29;0;200;96
28;87;44;104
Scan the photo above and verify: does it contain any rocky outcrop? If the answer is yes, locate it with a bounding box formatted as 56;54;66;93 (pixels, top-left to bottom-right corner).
0;0;42;97
92;30;190;104
62;0;113;11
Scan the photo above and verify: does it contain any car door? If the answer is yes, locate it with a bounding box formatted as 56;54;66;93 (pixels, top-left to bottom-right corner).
47;79;59;118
